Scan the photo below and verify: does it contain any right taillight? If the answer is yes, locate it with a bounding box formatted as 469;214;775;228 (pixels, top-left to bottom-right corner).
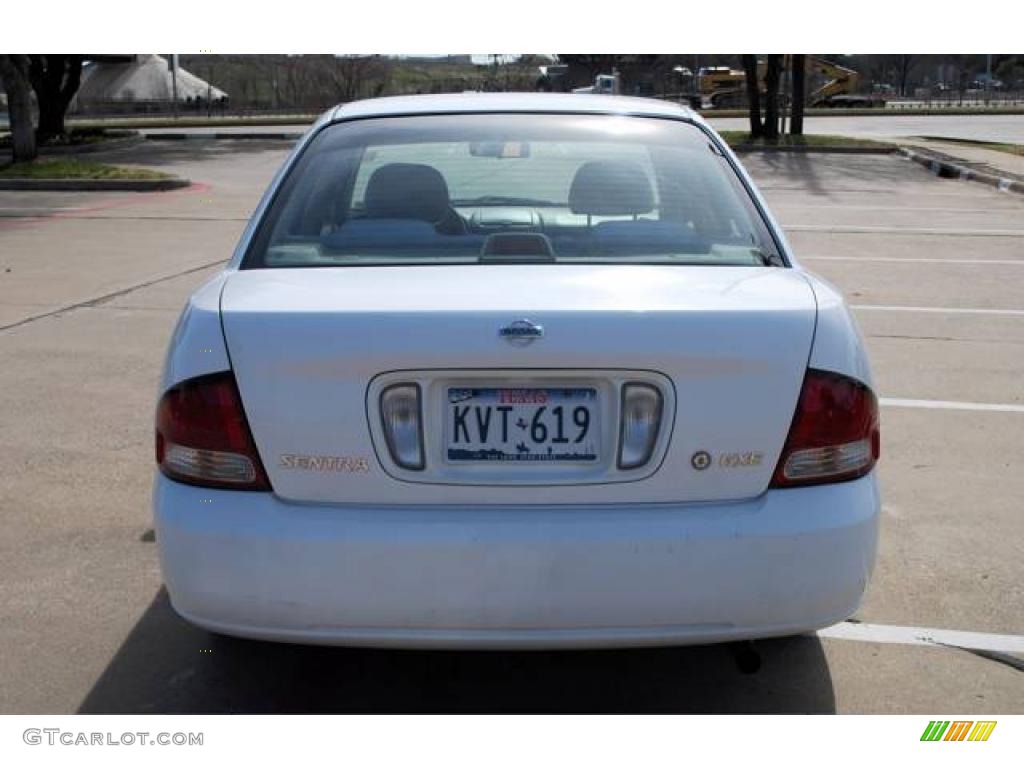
770;368;880;488
155;371;271;491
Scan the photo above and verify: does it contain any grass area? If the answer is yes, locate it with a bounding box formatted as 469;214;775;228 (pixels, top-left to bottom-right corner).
0;158;172;180
51;128;137;146
68;114;318;131
717;131;893;149
915;135;1024;157
0;128;138;149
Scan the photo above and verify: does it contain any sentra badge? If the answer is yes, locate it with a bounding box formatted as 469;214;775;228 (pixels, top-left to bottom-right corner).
280;454;370;473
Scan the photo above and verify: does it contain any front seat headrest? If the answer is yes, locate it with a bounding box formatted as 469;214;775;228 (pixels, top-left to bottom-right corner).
569;160;655;216
364;163;451;223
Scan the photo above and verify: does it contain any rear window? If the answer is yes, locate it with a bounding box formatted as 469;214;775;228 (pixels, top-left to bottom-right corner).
244;113;781;268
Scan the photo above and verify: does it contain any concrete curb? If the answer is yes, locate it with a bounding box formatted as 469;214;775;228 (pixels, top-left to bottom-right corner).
145;132;302;141
0;177;191;191
731;145;896;154
898;147;1024;195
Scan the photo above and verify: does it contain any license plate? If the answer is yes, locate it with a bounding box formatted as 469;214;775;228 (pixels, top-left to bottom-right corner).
446;387;599;462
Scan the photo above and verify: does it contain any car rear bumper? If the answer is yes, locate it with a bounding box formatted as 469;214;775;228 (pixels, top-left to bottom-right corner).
154;473;880;649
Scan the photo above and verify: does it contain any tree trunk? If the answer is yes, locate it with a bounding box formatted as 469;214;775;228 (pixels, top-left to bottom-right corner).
790;54;805;135
0;55;37;162
763;55;782;140
28;55;83;144
898;54;913;98
742;55;762;138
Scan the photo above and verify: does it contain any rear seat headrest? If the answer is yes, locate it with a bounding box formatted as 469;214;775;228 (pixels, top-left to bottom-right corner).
364;163;451;223
569;160;655;216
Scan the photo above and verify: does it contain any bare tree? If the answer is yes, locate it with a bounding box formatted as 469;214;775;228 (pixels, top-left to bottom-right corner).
790;54;806;135
280;55;319;109
897;54;916;97
248;55;282;110
325;55;390;103
27;55;83;143
742;55;763;138
0;54;36;161
763;55;782;140
506;55;549;91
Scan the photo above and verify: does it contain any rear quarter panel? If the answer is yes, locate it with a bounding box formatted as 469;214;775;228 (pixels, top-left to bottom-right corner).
803;273;874;386
160;271;231;391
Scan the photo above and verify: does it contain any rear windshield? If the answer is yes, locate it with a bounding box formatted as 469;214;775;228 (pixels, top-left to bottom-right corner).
244;113;782;268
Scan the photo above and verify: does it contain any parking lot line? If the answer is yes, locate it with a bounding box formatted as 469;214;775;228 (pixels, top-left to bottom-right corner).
853;304;1024;316
0;258;226;333
818;621;1024;654
880;397;1024;413
806;256;1024;266
786;225;1024;237
776;204;1023;214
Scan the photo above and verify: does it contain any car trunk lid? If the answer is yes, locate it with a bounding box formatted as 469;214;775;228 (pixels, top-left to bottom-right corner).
220;265;816;505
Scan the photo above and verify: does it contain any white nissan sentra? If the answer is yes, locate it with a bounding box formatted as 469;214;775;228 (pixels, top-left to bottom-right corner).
154;93;880;648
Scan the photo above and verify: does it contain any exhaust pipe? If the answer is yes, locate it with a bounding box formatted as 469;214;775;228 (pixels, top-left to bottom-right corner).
728;641;762;674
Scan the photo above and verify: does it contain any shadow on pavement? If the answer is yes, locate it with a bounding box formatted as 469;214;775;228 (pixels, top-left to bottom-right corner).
79;589;835;713
749;152;918;198
753;152;830;198
91;139;295;167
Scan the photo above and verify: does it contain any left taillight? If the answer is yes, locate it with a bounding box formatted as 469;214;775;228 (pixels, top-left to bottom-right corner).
155;371;271;490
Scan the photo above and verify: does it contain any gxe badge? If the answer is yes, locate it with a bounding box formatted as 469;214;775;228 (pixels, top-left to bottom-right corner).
499;319;544;346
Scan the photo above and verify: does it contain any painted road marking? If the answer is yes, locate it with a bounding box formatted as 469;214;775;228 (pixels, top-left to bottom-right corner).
0;207;87;215
853;304;1024;317
806;256;1024;266
775;204;1023;214
786;225;1024;237
881;398;1024;414
818;621;1024;654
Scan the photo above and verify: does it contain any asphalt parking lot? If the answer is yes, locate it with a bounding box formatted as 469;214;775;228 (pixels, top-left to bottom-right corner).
0;138;1021;713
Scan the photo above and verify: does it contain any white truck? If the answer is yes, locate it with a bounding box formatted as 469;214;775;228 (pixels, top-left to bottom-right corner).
572;72;620;95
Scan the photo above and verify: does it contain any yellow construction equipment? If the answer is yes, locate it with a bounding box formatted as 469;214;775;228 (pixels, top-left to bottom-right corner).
693;57;879;109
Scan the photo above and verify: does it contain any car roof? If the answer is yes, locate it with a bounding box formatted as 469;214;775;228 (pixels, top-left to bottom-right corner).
329;92;699;122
